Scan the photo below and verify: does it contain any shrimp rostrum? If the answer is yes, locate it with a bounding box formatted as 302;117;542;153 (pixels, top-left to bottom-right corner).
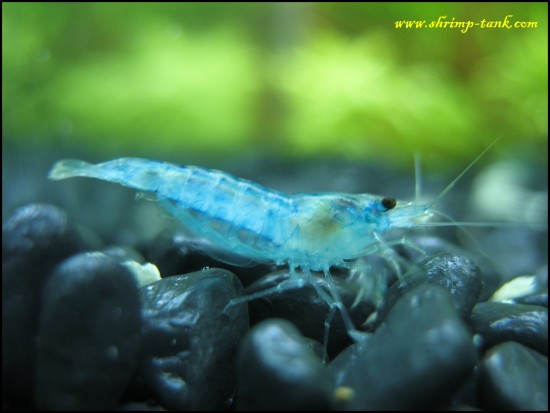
48;149;493;345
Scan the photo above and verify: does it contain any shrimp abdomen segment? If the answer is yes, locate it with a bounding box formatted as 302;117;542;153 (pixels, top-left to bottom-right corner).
49;158;188;192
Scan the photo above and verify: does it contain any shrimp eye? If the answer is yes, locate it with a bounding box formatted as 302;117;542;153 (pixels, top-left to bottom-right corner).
381;197;396;211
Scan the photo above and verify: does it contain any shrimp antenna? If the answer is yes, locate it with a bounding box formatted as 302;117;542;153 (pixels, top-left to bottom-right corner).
429;137;501;208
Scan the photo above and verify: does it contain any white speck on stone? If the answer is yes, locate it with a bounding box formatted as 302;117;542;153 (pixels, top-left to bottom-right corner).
122;260;161;287
489;275;538;302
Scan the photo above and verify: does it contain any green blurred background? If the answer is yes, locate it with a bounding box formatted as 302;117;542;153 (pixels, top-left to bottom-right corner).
2;2;548;170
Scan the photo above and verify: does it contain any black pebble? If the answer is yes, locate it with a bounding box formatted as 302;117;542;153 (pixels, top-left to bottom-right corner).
236;318;335;410
479;341;548;410
2;203;84;407
517;292;548;308
2;203;83;267
470;301;548;355
371;253;482;329
35;252;141;410
396;235;502;302
422;254;482;319
138;269;248;410
335;284;477;410
245;269;376;358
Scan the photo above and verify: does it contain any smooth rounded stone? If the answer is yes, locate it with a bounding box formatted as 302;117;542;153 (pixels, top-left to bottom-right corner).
245;269;376;358
470;301;548;355
145;228;273;285
2;203;84;266
35;252;141;410
479;341;548;411
517;292;548;308
2;203;84;407
370;254;482;329
334;284;477;410
422;254;482;319
138;269;248;410
396;235;502;302
236;318;335;411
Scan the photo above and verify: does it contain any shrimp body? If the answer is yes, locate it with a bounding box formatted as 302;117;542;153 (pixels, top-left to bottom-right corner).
48;158;429;271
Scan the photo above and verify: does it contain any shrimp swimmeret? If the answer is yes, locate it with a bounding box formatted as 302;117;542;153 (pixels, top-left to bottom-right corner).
48;144;498;345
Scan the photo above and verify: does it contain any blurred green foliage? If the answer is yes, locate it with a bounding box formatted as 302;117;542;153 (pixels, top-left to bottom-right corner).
2;2;548;168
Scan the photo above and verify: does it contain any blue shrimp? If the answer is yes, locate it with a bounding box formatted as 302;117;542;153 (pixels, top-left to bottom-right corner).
47;143;498;351
48;158;431;270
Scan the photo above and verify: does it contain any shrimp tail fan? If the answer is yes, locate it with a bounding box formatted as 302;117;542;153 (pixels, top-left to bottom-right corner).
49;160;103;181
